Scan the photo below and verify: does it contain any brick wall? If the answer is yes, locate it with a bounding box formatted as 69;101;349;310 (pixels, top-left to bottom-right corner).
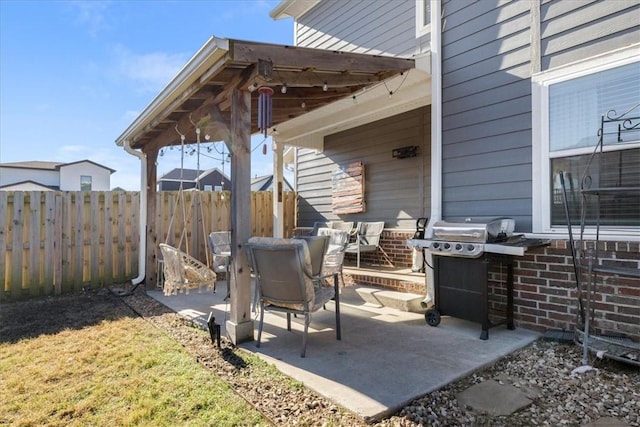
344;230;415;268
514;240;639;343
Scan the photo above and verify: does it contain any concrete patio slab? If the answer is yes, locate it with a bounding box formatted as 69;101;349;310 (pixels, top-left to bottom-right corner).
148;282;540;421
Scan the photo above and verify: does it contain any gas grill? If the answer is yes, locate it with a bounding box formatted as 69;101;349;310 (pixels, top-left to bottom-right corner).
407;218;549;339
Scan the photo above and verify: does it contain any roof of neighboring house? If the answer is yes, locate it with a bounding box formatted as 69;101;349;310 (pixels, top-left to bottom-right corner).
159;167;229;182
251;174;294;192
0;180;60;191
0;159;116;173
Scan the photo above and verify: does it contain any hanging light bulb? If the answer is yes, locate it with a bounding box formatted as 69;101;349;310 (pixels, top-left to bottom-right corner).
262;143;267;155
352;95;357;104
301;101;306;109
248;82;258;92
323;81;328;91
281;82;287;94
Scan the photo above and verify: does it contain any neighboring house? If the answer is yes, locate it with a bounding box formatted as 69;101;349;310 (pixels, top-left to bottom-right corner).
271;1;639;339
0;160;115;191
158;167;230;191
251;174;294;192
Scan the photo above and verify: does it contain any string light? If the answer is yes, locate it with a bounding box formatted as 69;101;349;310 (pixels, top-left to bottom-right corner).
301;101;306;109
281;82;287;94
323;81;328;91
248;82;258;92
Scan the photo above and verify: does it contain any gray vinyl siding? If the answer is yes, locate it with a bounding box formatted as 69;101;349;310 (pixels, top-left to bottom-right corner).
441;0;533;231
295;0;429;57
296;107;430;230
440;0;638;232
540;0;639;70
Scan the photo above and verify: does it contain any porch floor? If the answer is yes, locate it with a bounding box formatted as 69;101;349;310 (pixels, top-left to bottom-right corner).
148;279;539;421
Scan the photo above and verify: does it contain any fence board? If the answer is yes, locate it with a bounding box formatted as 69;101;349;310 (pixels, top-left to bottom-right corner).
10;192;24;295
28;192;40;294
0;192;6;293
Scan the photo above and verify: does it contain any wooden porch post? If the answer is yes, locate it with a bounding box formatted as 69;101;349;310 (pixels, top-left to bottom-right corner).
272;138;284;238
143;146;159;290
226;88;254;344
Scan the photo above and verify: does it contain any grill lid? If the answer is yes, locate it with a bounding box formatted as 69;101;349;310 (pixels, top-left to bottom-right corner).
432;217;515;243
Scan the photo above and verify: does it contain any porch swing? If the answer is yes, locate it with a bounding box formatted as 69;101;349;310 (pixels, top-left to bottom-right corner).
160;121;216;296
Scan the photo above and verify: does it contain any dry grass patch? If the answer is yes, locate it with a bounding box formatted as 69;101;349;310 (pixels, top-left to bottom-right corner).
0;291;267;427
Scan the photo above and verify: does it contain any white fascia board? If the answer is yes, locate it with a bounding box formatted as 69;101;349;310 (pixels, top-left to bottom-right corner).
115;37;230;146
270;0;321;20
273;67;431;150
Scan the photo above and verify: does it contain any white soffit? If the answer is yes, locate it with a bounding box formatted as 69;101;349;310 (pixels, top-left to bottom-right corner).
274;65;431;150
270;0;321;20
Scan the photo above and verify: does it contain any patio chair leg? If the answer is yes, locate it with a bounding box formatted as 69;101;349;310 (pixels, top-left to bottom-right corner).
287;313;292;331
256;303;265;348
333;273;341;341
302;313;310;357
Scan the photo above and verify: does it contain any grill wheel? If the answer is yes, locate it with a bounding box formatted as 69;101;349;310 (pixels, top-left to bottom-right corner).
425;308;441;327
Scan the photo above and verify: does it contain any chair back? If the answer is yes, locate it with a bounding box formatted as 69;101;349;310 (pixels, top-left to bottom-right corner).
247;237;315;311
310;221;329;235
356;221;385;246
330;221;355;234
208;231;231;271
297;235;329;276
316;228;349;274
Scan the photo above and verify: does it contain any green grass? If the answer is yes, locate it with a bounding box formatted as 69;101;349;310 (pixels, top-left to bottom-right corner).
0;314;268;427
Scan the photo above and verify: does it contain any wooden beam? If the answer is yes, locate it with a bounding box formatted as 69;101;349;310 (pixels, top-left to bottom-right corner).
230;40;414;74
137;65;255;151
142;146;159;290
226;87;254;345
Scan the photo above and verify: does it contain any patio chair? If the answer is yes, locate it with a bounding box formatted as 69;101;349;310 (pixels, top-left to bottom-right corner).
159;243;216;296
246;237;341;357
208;231;232;294
316;228;350;287
344;221;385;268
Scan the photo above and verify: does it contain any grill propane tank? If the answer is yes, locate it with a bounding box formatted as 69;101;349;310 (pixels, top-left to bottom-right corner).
411;217;429;272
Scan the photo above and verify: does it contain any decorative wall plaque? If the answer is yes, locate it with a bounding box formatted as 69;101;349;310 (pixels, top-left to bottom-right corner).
332;161;365;214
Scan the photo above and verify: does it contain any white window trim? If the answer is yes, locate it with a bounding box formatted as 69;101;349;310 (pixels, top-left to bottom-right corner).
531;43;640;239
415;0;431;38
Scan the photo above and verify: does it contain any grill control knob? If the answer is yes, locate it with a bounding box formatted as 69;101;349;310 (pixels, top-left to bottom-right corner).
455;243;463;251
443;243;451;250
468;244;475;252
432;242;440;250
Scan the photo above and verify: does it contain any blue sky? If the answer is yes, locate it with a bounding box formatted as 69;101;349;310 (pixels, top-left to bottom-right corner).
0;0;293;190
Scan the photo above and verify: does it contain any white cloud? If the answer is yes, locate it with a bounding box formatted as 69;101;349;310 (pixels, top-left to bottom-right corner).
111;45;188;93
70;1;110;37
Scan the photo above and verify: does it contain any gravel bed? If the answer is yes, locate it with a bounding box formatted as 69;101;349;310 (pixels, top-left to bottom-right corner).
121;288;639;427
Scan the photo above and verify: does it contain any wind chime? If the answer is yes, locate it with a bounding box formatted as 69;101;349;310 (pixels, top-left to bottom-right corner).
257;86;273;138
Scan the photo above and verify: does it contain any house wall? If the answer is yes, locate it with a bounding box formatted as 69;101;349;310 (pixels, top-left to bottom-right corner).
440;0;534;231
59;162;111;191
439;0;639;342
440;0;639;232
296;107;430;231
294;0;429;57
0;167;59;188
539;0;639;71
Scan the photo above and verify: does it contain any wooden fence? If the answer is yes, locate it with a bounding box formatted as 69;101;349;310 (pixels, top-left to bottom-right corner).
0;190;296;301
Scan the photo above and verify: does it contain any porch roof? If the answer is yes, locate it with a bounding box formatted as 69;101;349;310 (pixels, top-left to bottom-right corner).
114;37;415;151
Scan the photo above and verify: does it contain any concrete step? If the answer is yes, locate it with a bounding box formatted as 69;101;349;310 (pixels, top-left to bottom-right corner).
353;286;426;313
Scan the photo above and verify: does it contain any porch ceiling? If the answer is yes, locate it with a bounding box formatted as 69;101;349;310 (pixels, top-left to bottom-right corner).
114;37;415;152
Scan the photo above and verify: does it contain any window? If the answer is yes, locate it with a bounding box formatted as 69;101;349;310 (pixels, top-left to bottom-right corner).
80;175;92;191
532;47;640;235
415;0;430;38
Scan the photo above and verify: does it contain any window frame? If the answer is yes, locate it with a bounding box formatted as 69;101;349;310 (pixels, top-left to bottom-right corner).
415;0;431;38
531;45;640;238
80;175;92;191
